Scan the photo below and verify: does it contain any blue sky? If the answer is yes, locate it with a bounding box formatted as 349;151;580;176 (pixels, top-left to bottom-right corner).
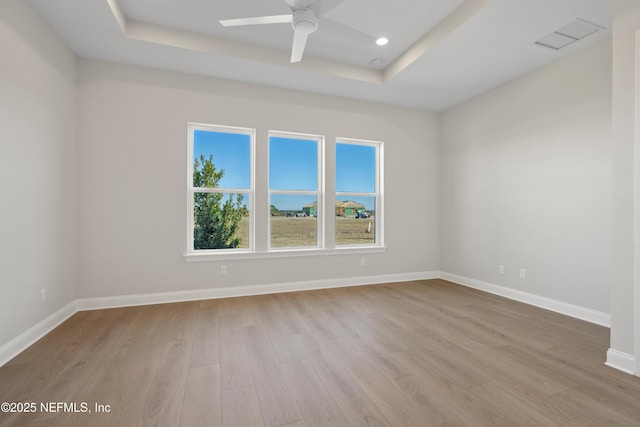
194;130;251;189
194;130;376;211
336;142;375;193
269;136;318;191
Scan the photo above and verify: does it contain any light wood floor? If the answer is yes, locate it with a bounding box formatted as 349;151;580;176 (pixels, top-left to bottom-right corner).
1;279;639;426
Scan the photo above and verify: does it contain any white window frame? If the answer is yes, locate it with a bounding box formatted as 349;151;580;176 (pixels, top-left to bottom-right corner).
335;138;384;248
268;130;325;251
183;128;386;262
186;122;255;255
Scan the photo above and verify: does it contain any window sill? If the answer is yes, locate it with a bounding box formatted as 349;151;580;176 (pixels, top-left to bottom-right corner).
183;246;387;262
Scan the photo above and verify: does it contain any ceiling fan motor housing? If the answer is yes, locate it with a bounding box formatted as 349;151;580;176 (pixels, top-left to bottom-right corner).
292;9;318;34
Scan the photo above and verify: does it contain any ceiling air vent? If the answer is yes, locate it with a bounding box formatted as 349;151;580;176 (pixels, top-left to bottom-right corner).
534;19;603;50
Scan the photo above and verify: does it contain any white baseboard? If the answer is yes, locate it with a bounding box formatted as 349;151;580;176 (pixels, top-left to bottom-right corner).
1;271;437;367
440;272;611;327
605;349;637;375
76;271;440;311
0;301;78;367
1;270;617;369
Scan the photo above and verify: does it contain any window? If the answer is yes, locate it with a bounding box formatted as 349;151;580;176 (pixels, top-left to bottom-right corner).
187;123;254;252
268;132;323;249
185;124;383;260
336;139;383;246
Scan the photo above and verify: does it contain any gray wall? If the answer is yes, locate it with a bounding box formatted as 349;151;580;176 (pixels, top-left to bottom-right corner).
0;1;77;346
440;40;612;314
75;59;441;298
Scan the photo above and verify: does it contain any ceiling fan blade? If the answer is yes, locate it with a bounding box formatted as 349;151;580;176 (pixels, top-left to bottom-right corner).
291;30;309;62
219;14;292;27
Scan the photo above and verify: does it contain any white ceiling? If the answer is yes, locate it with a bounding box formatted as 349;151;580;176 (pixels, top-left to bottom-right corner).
27;0;611;111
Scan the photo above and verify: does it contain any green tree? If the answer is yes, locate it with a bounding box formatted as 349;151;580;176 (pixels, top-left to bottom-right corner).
193;154;246;249
270;204;280;216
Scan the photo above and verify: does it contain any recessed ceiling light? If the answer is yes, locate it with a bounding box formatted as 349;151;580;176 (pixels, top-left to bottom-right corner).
370;58;384;68
376;37;389;46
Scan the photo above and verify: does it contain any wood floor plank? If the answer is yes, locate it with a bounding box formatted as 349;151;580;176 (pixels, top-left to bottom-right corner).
278;421;308;427
256;296;307;363
4;310;105;367
1;280;640;427
243;325;302;427
24;309;141;425
359;285;435;316
467;382;562;427
282;359;349;427
75;358;155;426
218;313;254;391
392;349;487;390
270;293;309;335
460;303;564;350
384;354;501;426
326;338;429;427
391;375;476;427
326;287;378;315
68;307;172;426
179;364;222;427
221;385;264;427
408;303;514;350
217;297;240;317
236;296;264;328
296;334;392;427
500;344;640;420
142;339;191;427
345;335;411;380
414;332;568;402
321;298;409;355
189;301;220;368
109;305;165;362
537;389;639;427
285;292;341;342
358;313;423;353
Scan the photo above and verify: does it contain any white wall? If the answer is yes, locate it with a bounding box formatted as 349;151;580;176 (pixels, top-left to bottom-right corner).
0;1;77;348
609;0;640;371
440;40;612;314
75;59;440;298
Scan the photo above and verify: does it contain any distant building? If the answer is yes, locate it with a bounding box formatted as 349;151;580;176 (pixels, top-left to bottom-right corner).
302;200;366;218
302;202;317;217
335;200;365;218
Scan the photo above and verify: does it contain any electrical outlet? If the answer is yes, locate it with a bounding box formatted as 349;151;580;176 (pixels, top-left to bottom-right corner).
40;289;47;303
220;265;228;275
360;257;366;266
520;268;527;279
499;265;505;274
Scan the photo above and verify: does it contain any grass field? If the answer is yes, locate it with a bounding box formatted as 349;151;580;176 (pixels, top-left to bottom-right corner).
334;216;376;246
233;216;375;248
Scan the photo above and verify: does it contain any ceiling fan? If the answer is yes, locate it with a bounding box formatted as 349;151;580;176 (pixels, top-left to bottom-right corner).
219;0;350;63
